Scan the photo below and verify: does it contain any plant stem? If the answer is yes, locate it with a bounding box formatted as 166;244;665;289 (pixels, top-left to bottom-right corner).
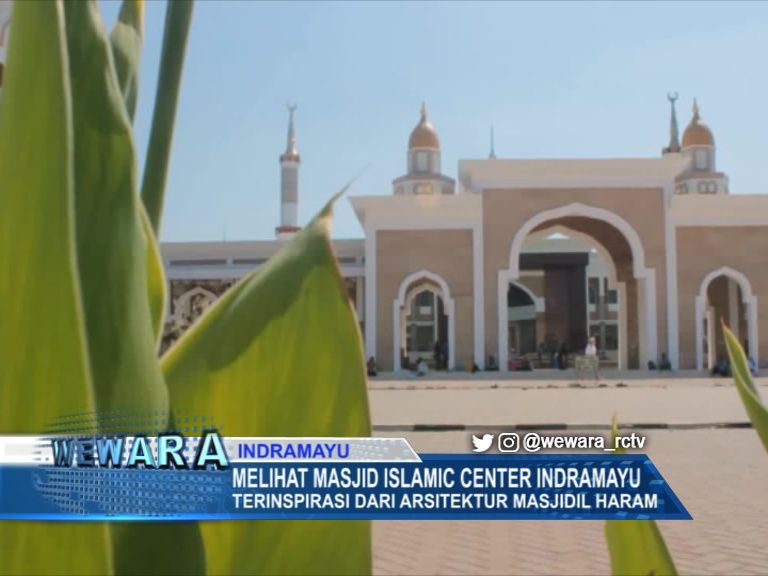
141;0;194;234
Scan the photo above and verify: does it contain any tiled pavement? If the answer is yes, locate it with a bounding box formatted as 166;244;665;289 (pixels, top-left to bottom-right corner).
370;380;768;575
369;378;768;427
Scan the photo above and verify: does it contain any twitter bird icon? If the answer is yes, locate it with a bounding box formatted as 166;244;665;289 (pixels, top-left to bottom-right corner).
472;433;494;453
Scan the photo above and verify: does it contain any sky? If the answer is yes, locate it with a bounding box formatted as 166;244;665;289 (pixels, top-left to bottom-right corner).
98;1;768;242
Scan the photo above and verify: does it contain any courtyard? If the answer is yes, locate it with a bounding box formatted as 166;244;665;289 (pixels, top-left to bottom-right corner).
370;376;768;575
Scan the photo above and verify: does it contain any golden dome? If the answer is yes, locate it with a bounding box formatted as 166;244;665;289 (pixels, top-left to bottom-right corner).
408;103;441;149
682;99;714;148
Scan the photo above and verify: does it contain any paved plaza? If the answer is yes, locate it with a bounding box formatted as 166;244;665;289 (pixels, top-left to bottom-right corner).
369;377;768;575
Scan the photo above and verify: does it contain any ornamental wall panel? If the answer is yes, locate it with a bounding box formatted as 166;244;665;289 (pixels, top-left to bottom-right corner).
376;229;474;370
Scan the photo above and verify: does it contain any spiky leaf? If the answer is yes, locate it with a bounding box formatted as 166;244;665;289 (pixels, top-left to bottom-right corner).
0;1;110;573
605;416;678;576
162;197;372;576
107;0;168;343
141;0;193;234
109;0;143;121
63;2;203;573
723;323;768;452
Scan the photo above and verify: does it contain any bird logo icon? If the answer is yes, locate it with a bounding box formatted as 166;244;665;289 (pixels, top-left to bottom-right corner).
472;433;494;453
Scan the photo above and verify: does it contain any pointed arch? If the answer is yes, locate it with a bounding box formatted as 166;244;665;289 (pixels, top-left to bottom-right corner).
173;286;217;326
393;270;455;371
695;266;758;370
508;202;647;280
499;202;657;372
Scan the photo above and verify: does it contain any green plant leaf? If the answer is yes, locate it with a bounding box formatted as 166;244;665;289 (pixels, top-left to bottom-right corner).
108;0;168;343
62;2;203;574
0;1;111;573
141;0;194;234
162;197;372;576
605;521;678;576
64;0;167;438
605;416;678;576
142;204;169;343
723;323;768;452
109;0;143;122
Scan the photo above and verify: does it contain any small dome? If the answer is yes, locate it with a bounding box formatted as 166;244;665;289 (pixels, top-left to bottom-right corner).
408;103;440;149
682;99;714;148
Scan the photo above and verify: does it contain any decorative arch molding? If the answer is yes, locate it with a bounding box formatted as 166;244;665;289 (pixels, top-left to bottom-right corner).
393;270;456;371
695;266;758;370
506;279;544;312
499;202;657;372
524;224;619;285
521;225;628;368
173;286;218;326
508;202;647;280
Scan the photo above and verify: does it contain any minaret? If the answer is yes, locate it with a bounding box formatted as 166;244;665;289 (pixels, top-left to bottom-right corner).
489;126;497;159
392;102;455;195
276;104;301;238
662;92;681;154
674;98;728;194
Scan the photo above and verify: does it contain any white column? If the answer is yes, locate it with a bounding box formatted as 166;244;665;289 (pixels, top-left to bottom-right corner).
448;299;456;370
392;301;401;372
618;282;627;370
695;296;704;371
637;269;658;368
664;203;680;369
355;275;364;319
747;296;759;367
472;223;485;369
728;279;740;338
364;226;377;361
498;270;509;373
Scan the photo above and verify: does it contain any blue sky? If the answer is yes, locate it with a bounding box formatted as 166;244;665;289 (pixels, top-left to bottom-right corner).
100;1;768;241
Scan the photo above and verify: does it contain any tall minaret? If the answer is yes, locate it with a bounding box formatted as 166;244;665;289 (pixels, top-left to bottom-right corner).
276;104;301;238
662;92;681;154
489;125;496;159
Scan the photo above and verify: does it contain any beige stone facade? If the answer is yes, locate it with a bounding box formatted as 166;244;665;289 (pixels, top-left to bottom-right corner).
160;100;768;374
376;229;474;370
676;226;768;368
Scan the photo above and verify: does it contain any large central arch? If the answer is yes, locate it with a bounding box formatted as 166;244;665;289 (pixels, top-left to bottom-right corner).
498;203;658;372
522;225;629;369
508;203;647;277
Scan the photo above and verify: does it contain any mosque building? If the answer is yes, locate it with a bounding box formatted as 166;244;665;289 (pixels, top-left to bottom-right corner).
1;3;764;373
163;97;768;373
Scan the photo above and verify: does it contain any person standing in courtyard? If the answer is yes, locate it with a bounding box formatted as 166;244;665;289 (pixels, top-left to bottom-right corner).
584;336;600;381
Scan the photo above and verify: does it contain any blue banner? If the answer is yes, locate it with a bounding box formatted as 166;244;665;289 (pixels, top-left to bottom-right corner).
0;454;690;521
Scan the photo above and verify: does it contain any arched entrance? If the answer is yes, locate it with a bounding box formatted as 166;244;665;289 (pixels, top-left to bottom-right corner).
173;286;217;329
506;281;544;369
499;203;657;372
510;227;627;369
695;267;758;370
393;270;455;371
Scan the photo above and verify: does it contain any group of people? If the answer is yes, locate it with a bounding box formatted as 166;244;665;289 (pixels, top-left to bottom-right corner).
535;341;578;371
710;353;758;377
367;355;432;378
648;352;673;371
366;337;758;378
366;341;451;378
